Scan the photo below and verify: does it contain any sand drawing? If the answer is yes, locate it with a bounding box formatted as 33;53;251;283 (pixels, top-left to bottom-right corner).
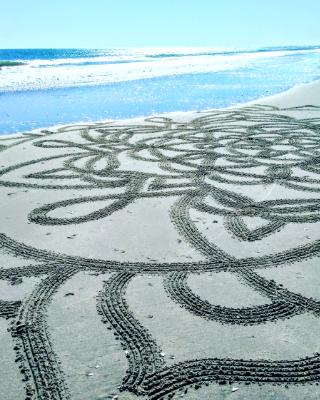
1;104;320;399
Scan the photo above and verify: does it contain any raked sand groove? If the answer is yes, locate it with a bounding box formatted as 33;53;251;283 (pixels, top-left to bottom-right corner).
1;100;320;399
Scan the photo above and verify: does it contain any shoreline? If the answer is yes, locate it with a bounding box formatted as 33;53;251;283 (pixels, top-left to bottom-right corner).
1;79;319;138
1;75;320;400
241;79;320;108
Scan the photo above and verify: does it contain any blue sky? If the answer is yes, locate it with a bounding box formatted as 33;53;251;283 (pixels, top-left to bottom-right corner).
1;0;320;48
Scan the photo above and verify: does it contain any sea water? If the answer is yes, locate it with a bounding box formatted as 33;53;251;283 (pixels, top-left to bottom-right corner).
0;46;320;134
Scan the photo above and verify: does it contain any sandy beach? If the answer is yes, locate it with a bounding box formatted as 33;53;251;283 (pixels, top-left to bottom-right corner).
1;80;320;400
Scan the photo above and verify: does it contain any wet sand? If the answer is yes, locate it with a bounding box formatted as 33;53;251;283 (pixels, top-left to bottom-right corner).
1;81;320;399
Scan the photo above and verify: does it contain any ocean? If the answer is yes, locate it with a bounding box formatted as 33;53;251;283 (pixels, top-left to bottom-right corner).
0;46;320;134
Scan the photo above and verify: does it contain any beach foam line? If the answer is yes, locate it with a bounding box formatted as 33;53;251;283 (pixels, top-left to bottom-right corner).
1;48;319;92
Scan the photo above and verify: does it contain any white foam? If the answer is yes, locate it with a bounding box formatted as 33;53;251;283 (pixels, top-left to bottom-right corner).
1;48;319;92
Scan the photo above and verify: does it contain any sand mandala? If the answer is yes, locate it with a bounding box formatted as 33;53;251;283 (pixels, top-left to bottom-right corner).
1;104;320;399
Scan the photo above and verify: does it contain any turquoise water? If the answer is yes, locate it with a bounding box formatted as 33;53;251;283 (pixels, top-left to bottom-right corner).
0;47;319;134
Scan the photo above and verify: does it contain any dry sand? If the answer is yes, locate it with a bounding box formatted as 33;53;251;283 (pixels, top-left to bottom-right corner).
1;81;320;400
